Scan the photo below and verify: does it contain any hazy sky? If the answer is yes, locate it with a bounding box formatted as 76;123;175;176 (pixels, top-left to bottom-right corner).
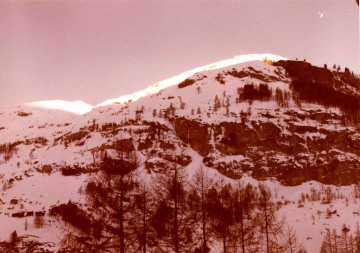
0;0;358;107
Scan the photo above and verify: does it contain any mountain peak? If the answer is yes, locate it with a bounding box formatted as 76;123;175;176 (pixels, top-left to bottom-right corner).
96;53;288;107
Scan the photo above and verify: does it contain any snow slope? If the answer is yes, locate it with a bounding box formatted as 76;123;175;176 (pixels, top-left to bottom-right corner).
0;54;359;252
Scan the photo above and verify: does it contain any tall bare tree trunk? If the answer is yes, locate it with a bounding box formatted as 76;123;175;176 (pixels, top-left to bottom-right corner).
120;174;125;253
174;168;180;253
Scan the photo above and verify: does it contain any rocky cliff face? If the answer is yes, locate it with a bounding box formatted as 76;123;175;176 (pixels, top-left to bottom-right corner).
166;113;359;185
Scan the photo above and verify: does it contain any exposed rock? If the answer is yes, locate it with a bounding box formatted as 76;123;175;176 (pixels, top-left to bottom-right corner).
172;117;212;156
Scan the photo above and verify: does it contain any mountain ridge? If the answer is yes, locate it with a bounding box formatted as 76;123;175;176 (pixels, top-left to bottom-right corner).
0;54;359;252
8;54;286;114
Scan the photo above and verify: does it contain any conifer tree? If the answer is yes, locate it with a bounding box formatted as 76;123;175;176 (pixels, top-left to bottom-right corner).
59;150;139;253
152;165;195;253
133;182;155;253
214;95;221;112
283;225;305;253
231;181;259;253
9;230;19;247
332;229;339;252
355;223;360;251
189;166;214;253
257;183;286;253
34;215;44;229
321;229;334;253
207;180;233;253
342;224;351;253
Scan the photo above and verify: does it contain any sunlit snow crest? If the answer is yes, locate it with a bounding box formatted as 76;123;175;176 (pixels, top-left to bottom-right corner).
97;53;288;107
27;100;93;115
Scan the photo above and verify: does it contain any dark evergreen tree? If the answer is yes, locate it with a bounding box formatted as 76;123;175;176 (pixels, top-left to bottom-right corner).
9;230;19;247
214;95;221;112
258;83;272;101
243;84;256;101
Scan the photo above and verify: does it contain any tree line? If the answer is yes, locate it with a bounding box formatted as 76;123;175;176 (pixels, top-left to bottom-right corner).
274;60;360;123
53;151;305;253
320;223;360;253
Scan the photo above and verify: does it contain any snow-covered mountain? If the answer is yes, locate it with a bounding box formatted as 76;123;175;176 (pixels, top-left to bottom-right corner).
0;54;359;252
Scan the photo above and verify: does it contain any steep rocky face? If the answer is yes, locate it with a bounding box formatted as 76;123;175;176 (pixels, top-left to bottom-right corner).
171;117;213;156
167;112;359;185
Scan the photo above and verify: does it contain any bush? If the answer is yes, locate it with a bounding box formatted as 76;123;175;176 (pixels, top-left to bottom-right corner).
49;202;91;233
178;78;196;88
61;165;94;176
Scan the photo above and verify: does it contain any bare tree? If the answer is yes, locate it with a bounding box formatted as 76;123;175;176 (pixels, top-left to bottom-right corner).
321;229;334;253
59;152;139;253
342;224;351;253
189;166;214;253
332;229;338;253
282;225;305;253
207;180;234;253
133;181;155;253
355;223;360;252
152;165;195;253
231;181;259;253
257;183;286;253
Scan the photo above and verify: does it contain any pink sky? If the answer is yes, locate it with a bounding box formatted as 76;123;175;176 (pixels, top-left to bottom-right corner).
0;0;358;106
